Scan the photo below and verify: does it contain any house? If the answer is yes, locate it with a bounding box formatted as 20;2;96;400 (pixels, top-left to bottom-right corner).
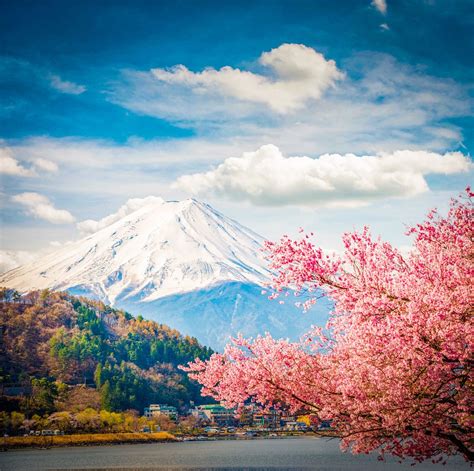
144;404;178;420
194;404;235;426
253;410;281;429
284;421;307;431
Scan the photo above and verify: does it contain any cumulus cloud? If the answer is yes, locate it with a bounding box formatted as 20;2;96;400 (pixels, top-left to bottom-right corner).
125;43;343;115
12;192;75;224
0;148;59;176
0;148;34;176
77;195;164;235
372;0;387;15
49;74;86;95
175;144;472;208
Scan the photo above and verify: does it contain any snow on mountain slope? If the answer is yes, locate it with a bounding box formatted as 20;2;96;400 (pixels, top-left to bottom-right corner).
0;198;271;304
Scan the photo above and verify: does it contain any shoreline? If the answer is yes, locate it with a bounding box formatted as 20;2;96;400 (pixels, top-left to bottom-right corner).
1;432;176;450
1;431;337;451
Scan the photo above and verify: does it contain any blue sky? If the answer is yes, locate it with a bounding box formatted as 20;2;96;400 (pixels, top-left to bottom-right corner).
0;0;473;271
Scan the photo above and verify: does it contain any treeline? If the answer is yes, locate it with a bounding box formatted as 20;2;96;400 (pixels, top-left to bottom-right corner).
0;407;153;436
0;288;213;416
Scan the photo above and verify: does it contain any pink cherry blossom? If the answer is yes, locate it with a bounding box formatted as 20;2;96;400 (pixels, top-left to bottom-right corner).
182;190;473;463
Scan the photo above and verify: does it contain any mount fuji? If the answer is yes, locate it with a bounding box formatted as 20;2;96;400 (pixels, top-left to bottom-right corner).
0;198;329;349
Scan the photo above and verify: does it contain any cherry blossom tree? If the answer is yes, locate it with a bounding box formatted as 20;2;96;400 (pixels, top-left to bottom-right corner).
182;190;473;463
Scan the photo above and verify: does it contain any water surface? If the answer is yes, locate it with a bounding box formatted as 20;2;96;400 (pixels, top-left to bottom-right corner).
0;437;469;470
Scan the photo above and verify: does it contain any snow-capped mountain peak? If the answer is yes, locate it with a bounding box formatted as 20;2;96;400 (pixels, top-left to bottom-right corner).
0;198;271;304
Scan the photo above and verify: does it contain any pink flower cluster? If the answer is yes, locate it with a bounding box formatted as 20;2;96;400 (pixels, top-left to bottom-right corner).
182;190;473;463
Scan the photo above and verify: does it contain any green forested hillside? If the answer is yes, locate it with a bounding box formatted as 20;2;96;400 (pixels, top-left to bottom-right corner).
0;288;213;414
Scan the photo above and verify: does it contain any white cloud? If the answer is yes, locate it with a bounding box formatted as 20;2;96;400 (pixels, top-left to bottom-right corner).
0;148;58;176
0;250;39;274
0;58;86;96
33;158;58;173
0;240;75;274
175;144;472;208
124;43;343;115
77;195;164;235
49;74;86;95
12;192;76;224
0;148;34;176
111;52;470;156
9;136;241;170
372;0;387;15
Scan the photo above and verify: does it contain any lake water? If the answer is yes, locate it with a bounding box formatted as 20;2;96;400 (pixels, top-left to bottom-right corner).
0;437;469;470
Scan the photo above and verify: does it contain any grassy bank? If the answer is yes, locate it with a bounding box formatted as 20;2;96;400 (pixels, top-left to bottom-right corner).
1;432;176;450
